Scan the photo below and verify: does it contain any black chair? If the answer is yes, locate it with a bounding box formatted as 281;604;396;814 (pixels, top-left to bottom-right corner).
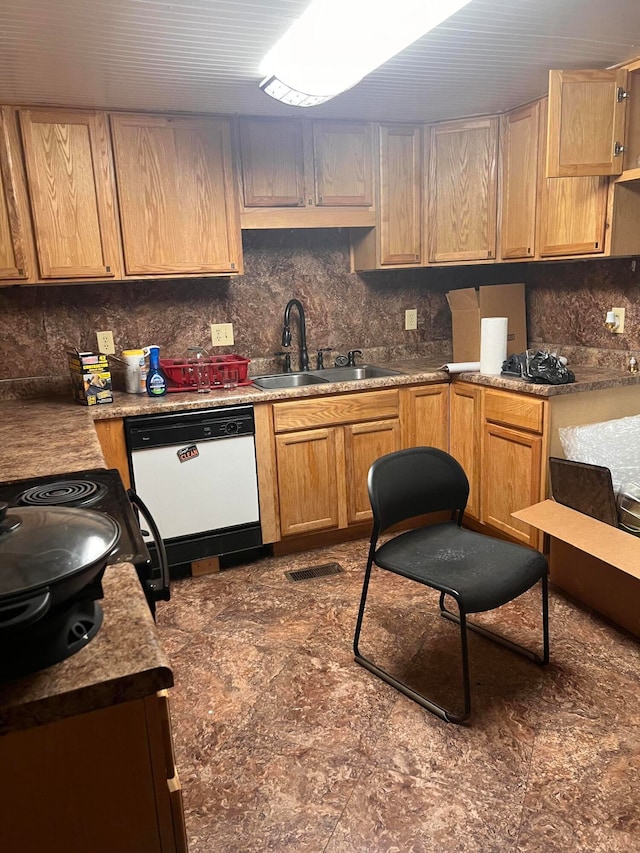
353;447;549;723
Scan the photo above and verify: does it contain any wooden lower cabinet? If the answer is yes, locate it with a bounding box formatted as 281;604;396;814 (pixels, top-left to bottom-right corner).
449;383;481;520
94;416;131;488
274;416;401;535
450;383;547;546
400;384;449;449
276;427;345;536
0;691;187;853
266;385;450;541
482;422;543;546
345;419;401;524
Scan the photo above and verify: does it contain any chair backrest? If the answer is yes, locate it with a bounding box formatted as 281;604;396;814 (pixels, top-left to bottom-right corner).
368;446;470;533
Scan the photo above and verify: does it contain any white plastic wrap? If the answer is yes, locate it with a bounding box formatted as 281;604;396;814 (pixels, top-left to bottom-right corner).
559;413;640;493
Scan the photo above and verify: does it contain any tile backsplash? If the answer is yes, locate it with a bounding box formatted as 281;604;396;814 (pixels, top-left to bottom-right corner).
1;228;638;398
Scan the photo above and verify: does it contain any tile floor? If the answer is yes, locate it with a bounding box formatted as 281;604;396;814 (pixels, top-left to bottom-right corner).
156;538;640;852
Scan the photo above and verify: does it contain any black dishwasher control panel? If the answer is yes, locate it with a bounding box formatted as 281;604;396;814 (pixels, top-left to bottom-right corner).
125;405;255;451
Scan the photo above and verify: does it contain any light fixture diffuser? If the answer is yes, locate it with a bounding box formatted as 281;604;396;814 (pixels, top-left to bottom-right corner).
259;0;472;106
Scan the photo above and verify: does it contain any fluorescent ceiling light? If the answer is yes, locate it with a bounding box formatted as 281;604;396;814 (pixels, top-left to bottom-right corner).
260;0;472;106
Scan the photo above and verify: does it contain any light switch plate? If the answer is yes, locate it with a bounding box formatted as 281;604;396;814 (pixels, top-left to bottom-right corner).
405;309;417;331
211;323;234;346
96;330;115;354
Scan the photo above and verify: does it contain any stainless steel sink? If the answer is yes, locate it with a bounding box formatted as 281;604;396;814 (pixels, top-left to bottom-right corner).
251;373;329;390
252;364;404;390
315;365;403;382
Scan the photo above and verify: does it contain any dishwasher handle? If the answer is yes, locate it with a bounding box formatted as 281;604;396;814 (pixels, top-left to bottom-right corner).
127;489;171;612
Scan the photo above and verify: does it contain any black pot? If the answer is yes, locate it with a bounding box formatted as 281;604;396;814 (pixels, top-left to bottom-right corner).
0;502;120;677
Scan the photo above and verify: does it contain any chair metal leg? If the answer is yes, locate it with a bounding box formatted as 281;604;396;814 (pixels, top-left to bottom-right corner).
438;574;550;666
354;562;471;723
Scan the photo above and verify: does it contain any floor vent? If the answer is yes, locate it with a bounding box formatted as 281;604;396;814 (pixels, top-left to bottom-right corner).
285;562;344;582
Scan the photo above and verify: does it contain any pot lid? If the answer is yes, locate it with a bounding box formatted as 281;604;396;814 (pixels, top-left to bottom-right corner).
0;503;120;598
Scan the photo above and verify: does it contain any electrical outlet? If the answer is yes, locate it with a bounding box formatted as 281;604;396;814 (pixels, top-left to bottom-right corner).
96;330;115;354
405;309;417;331
612;307;625;334
210;323;234;347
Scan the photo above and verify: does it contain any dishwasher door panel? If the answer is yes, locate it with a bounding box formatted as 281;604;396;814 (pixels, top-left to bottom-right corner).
130;434;259;540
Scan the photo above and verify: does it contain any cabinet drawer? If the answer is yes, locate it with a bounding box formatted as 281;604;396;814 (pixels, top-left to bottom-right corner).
484;390;545;433
273;389;399;432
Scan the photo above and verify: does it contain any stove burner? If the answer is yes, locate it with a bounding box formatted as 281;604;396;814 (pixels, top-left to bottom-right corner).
17;479;108;508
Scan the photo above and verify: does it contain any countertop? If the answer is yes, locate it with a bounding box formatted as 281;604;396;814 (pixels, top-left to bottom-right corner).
0;402;172;736
0;563;172;736
1;358;637;734
78;360;640;422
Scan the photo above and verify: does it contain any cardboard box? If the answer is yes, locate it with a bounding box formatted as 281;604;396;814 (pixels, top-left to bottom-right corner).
446;283;527;362
513;500;640;637
67;350;113;406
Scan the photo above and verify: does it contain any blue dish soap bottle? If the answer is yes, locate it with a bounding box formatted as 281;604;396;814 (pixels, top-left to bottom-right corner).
146;345;168;397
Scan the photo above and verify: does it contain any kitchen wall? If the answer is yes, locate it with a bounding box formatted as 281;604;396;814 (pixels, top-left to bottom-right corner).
0;228;638;398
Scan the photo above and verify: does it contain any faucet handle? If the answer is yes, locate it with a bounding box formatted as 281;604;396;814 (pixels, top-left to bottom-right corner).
316;347;332;370
274;351;292;373
347;349;363;366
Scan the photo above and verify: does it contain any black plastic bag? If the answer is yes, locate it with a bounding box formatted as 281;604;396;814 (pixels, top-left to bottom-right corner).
501;350;575;385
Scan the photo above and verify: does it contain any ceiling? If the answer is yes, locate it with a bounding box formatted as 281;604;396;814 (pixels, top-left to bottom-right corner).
1;0;640;124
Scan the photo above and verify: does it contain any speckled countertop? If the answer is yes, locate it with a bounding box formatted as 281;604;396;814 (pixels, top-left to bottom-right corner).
1;358;638;733
0;402;172;735
0;564;172;736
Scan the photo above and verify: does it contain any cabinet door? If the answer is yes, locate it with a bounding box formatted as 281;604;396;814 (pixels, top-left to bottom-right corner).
429;117;498;262
111;113;241;275
344;419;401;524
275;427;345;536
546;68;628;178
313;122;373;206
482;422;543;547
400;385;448;450
238;118;305;207
19;108;120;279
539;174;608;257
0;108;33;281
500;103;540;260
449;384;480;520
379;124;422;265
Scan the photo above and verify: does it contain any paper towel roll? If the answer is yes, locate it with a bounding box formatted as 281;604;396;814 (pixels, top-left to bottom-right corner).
480;317;508;375
440;362;481;373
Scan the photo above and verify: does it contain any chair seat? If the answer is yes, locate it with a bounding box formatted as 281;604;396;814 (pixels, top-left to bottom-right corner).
375;521;547;614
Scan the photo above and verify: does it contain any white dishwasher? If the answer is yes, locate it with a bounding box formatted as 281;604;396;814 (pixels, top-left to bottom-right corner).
125;405;261;568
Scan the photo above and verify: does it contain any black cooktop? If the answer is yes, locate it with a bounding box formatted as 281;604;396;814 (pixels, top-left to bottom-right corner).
0;468;150;569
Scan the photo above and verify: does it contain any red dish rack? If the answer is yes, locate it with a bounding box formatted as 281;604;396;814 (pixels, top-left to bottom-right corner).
160;355;251;392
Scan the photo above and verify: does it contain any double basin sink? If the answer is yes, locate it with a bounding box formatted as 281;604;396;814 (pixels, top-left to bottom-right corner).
252;365;404;390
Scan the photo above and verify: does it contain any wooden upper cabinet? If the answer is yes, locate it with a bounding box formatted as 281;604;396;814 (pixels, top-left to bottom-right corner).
0;108;33;282
428;117;498;263
312;122;373;206
238;118;304;207
110;113;241;276
500;102;541;260
546;68;629;178
19;108;120;279
379;124;422;265
537;99;608;257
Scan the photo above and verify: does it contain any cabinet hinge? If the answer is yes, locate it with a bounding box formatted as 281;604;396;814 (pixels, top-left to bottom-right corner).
617;87;629;103
614;142;626;157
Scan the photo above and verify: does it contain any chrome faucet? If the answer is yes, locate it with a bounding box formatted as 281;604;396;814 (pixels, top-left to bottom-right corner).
282;298;309;371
